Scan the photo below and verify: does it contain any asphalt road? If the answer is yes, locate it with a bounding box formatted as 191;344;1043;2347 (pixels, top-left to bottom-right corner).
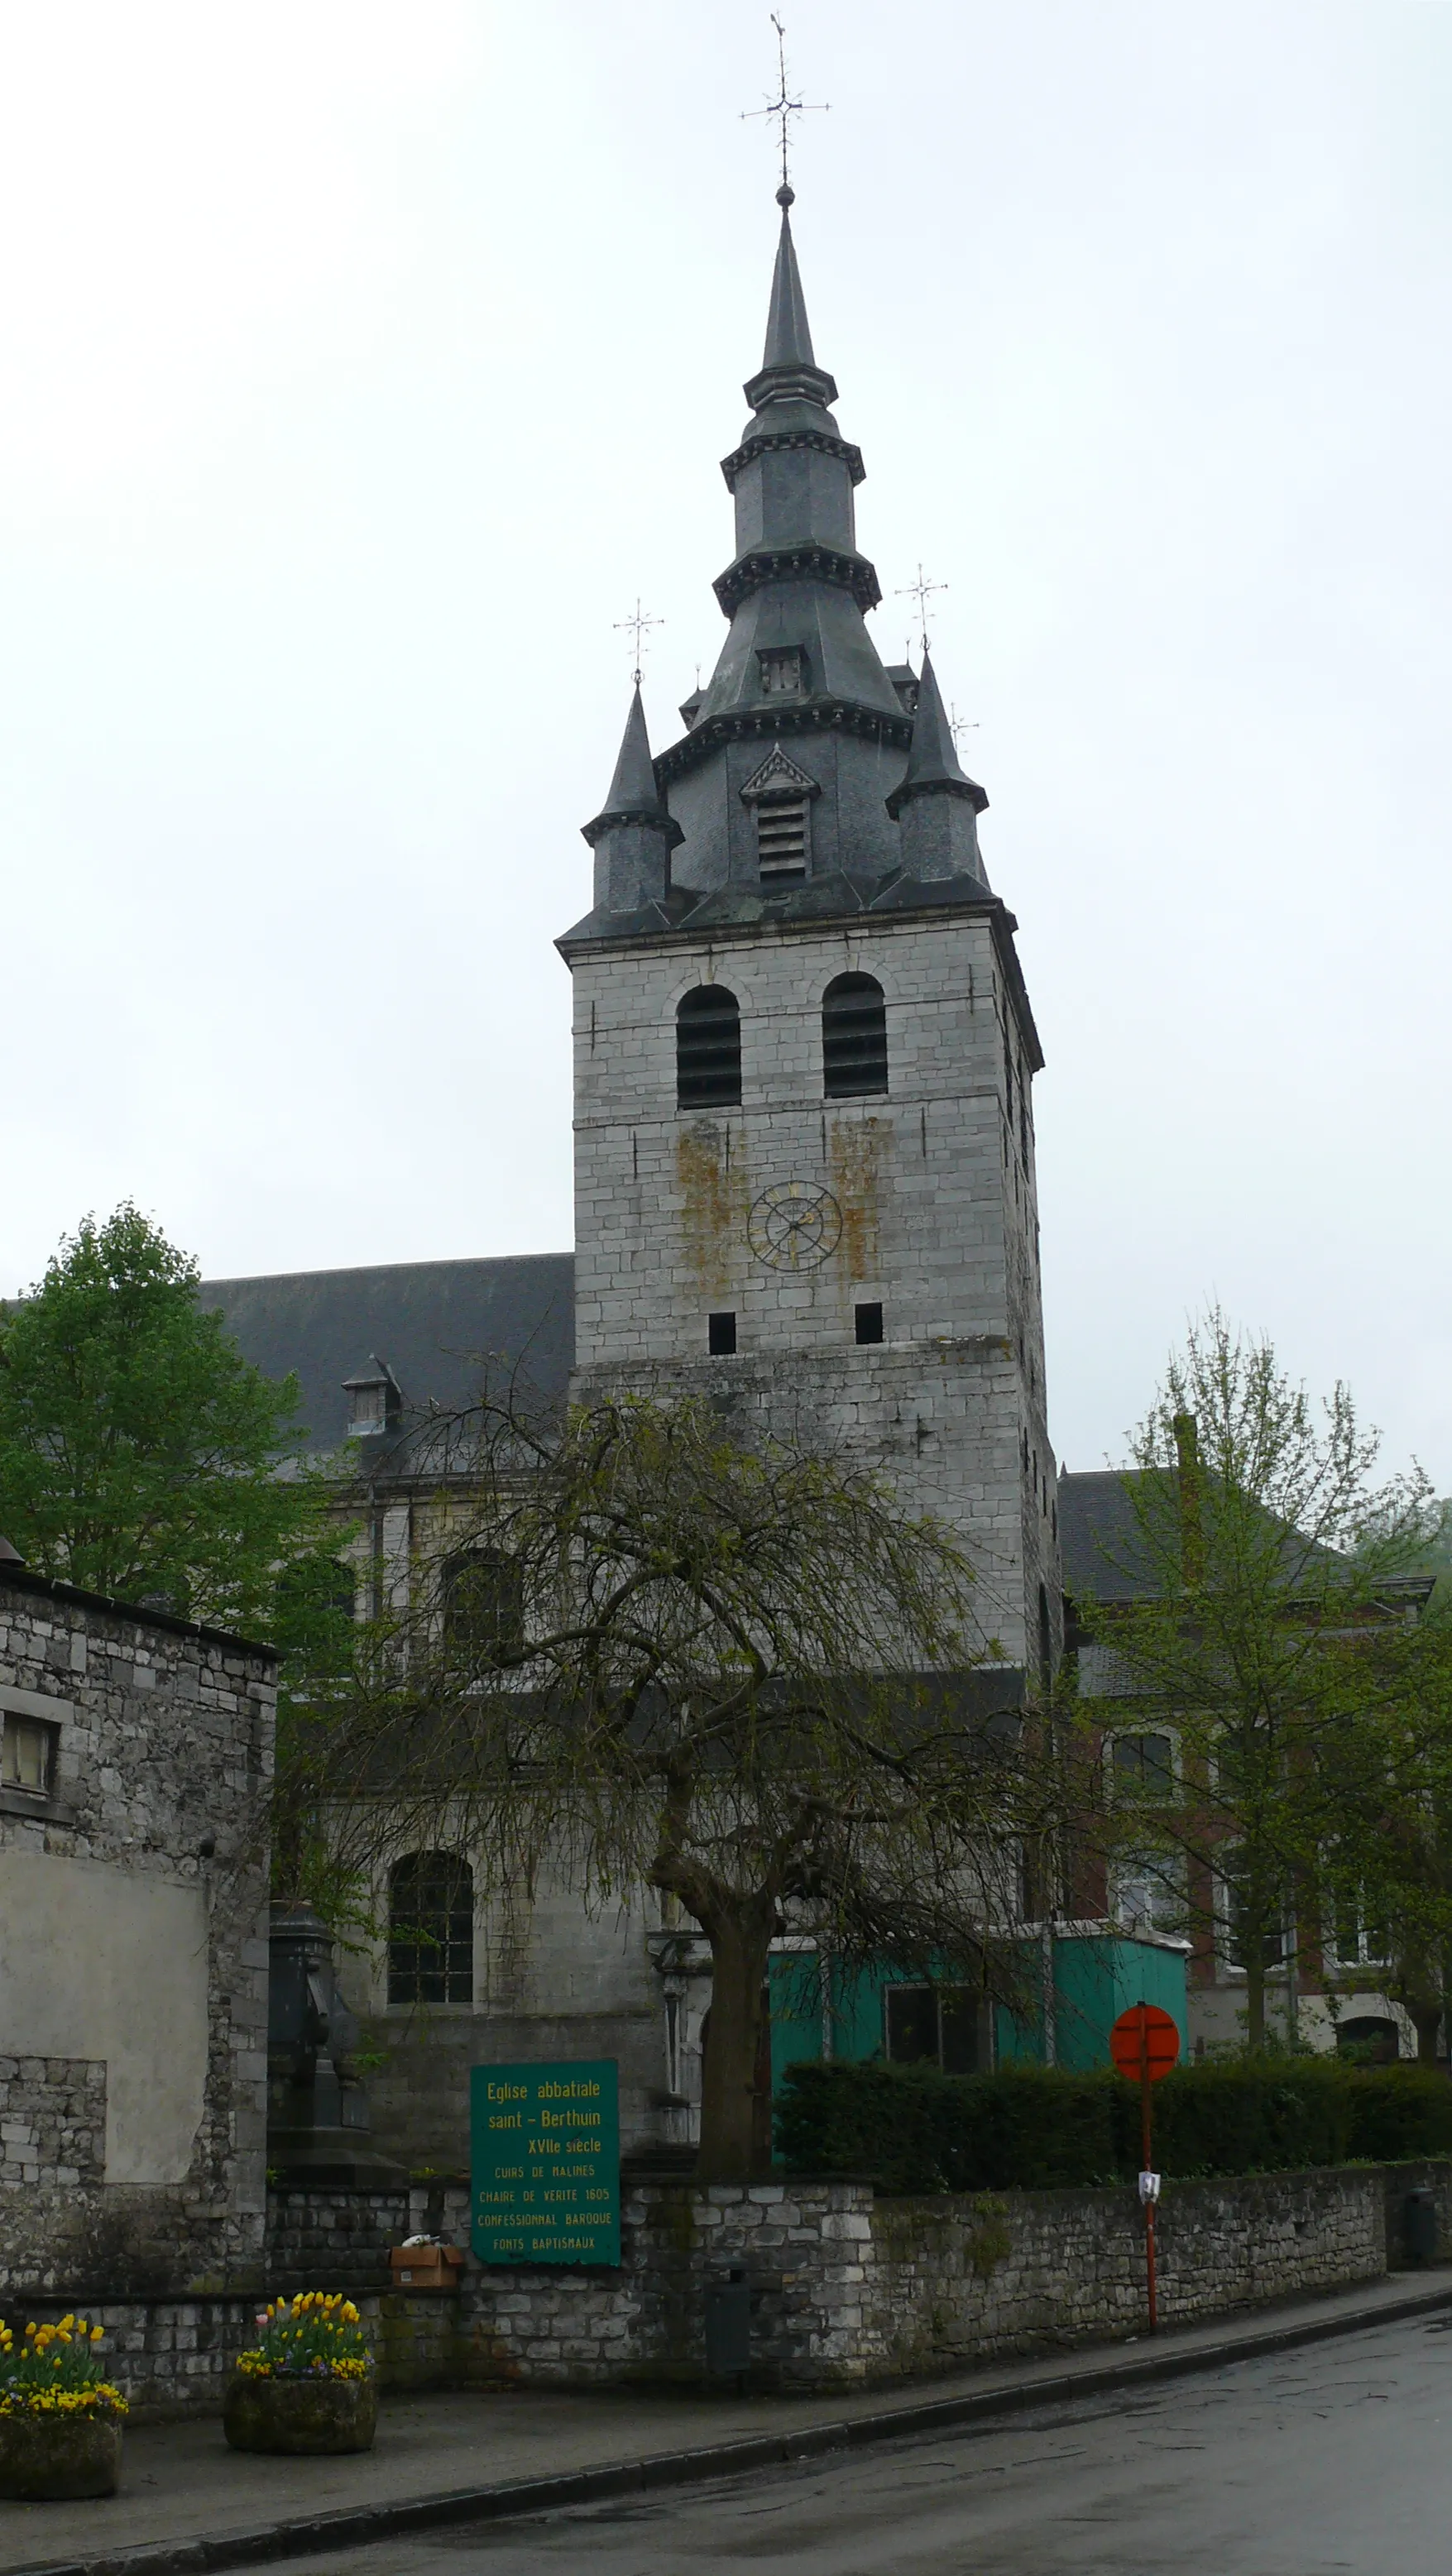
272;2311;1452;2576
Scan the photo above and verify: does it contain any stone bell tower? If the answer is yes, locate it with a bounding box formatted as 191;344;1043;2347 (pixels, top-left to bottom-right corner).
558;186;1059;1687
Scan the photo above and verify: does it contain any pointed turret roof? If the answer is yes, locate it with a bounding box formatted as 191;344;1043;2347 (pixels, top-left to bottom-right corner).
742;185;839;412
581;687;681;845
603;687;658;816
762;184;816;372
885;653;988;816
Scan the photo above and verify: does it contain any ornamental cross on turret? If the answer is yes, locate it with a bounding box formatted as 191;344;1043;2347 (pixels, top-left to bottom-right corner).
741;14;828;194
614;598;662;688
896;563;947;660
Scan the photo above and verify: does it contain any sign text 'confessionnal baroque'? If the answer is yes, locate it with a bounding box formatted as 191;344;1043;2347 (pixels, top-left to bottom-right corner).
469;2059;621;2266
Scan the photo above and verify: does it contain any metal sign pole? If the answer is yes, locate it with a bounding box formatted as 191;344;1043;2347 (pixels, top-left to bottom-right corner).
1140;2031;1157;2334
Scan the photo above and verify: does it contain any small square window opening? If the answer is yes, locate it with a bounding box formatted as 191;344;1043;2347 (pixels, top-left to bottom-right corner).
855;1302;884;1345
708;1311;737;1356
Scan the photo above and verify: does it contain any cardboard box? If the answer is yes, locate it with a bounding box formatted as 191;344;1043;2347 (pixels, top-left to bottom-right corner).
388;2243;464;2290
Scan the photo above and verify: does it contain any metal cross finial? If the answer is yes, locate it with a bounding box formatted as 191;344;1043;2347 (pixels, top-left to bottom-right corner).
741;16;828;195
894;563;947;660
614;598;663;688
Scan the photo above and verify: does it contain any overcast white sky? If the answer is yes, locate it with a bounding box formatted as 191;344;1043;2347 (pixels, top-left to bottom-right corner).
2;1;1449;1483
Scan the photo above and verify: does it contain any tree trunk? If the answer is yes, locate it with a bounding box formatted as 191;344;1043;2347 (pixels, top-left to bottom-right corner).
1244;1956;1266;2049
697;1898;777;2183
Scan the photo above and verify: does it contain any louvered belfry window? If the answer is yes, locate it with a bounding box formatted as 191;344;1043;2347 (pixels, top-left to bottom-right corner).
755;796;809;883
677;985;741;1109
822;972;888;1098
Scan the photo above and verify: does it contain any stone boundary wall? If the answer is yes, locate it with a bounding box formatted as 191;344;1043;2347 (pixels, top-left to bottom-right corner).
12;2291;462;2421
10;2164;1449;2415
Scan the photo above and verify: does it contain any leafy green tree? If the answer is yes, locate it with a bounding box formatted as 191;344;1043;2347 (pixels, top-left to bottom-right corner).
1080;1307;1439;2048
0;1204;331;1632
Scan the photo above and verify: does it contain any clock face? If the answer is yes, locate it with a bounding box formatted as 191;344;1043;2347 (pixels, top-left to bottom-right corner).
747;1182;843;1271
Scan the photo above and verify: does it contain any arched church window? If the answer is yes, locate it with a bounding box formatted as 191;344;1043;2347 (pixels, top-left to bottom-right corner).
387;1851;473;2005
677;986;741;1110
442;1550;524;1664
822;973;888;1099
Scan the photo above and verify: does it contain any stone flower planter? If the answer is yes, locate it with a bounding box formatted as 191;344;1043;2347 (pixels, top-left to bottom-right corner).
0;2411;122;2501
223;2372;378;2455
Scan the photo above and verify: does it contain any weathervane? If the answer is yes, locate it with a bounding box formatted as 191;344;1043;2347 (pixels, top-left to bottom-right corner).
950;702;980;755
614;597;663;688
895;563;946;660
742;15;828;196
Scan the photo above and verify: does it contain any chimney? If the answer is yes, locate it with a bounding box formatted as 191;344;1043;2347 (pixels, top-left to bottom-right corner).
1172;1412;1203;1587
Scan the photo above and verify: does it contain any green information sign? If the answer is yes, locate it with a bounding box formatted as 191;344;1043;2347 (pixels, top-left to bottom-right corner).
470;2059;621;2266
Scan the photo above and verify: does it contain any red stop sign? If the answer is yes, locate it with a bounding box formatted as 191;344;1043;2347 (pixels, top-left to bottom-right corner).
1109;2002;1181;2082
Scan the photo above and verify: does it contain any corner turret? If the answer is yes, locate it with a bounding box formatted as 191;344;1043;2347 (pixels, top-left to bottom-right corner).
885;653;990;887
580;687;683;920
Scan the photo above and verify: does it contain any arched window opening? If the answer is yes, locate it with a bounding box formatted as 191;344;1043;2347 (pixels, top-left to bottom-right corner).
677;986;741;1110
442;1550;524;1664
387;1851;473;2005
822;973;887;1099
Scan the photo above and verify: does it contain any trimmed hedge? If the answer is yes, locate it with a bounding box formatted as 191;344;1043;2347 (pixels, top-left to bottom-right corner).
774;2056;1452;2195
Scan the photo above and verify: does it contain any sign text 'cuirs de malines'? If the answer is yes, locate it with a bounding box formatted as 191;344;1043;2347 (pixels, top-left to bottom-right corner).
469;2060;621;2266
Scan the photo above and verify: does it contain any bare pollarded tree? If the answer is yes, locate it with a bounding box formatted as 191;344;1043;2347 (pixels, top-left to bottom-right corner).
291;1389;1059;2180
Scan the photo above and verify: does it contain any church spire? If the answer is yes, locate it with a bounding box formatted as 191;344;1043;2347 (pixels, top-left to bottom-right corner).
761;184;816;373
885;653;990;886
580;687;682;920
742;184;839;413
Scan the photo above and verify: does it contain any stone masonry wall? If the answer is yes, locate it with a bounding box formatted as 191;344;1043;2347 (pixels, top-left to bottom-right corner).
0;1569;276;2296
455;2163;1444;2394
11;2165;1444;2416
568;907;1058;1673
0;2055;105;2189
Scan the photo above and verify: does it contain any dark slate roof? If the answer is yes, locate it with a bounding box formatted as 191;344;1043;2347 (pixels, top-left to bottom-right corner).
200;1255;576;1455
1058;1471;1157;1603
1059;1468;1437;1616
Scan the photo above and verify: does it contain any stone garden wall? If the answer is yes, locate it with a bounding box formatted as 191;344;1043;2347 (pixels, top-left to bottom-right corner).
12;2163;1445;2416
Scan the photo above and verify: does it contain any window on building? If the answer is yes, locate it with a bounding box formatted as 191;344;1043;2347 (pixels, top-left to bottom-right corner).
676;986;741;1109
1111;1850;1186;1939
822;973;888;1098
708;1311;737;1356
1110;1732;1175;1801
1329;1889;1390;1968
758;647;804;696
387;1851;474;2005
442;1552;524;1664
1216;1853;1289;1975
884;1983;980;2075
755;796;810;883
854;1302;883;1346
1;1714;54;1795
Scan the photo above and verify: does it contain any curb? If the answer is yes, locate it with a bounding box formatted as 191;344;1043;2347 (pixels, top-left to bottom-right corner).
14;2276;1452;2576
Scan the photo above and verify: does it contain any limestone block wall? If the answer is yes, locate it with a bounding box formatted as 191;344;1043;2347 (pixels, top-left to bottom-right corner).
0;1568;276;2295
12;2165;1444;2416
568;907;1057;1672
452;2163;1443;2394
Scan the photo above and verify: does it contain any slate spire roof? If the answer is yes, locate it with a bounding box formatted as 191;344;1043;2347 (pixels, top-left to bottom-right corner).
582;685;674;838
886;652;988;816
763;186;814;366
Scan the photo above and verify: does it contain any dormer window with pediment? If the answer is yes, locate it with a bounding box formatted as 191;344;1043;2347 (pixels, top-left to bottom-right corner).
758;646;805;697
740;745;820;886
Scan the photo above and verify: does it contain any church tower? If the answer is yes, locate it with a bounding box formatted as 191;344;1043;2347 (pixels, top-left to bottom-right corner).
559;188;1059;1685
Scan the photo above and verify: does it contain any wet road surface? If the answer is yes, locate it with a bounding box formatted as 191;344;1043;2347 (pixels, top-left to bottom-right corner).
268;2310;1452;2576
